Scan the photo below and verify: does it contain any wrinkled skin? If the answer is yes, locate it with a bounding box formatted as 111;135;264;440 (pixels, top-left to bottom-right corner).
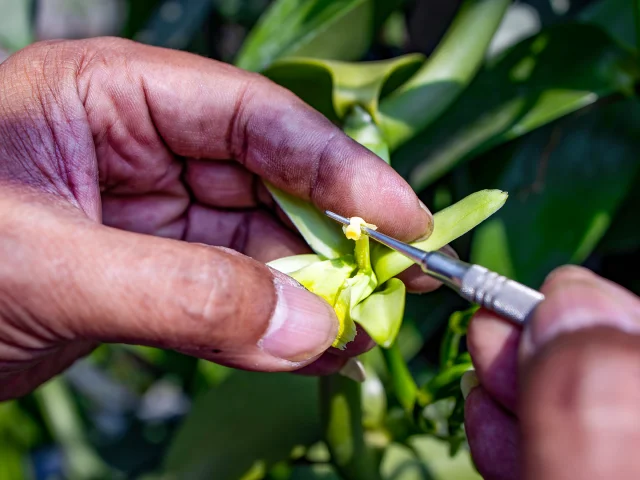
4;39;638;480
466;265;640;480
0;38;442;401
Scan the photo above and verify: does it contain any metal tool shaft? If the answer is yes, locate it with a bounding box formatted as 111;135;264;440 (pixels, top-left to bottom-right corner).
325;211;544;326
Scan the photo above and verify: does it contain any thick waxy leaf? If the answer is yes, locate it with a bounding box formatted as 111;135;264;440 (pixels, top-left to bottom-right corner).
267;254;322;274
470;99;640;287
266;183;352;259
164;372;320;480
394;23;639;190
344;105;392;163
377;0;510;150
235;0;373;72
578;0;635;49
0;400;41;480
596;171;640;255
263;54;423;122
373;190;508;284
352;279;406;348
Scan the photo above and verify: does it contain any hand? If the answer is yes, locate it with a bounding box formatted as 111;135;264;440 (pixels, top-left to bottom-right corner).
0;38;440;401
464;265;640;480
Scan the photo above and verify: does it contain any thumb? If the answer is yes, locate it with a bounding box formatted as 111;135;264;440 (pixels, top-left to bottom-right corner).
518;267;640;480
4;200;339;372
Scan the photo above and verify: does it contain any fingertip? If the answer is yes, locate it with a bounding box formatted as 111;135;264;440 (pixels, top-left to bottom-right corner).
293;352;348;376
465;386;520;480
396;264;443;293
523;267;640;363
329;324;376;357
259;276;339;363
467;309;520;412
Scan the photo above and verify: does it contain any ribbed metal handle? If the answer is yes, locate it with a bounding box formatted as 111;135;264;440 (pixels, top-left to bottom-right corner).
460;265;545;325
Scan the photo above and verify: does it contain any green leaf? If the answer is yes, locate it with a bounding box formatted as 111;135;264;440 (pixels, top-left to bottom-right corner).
0;400;40;448
394;23;639;190
405;437;481;480
267;254;323;274
377;0;510;150
469;218;516;279
343;105;393;163
164;371;320;480
122;0;162;38
266;183;352;259
578;0;636;50
235;0;374;72
373;190;508;284
596;170;640;255
470;98;640;287
0;0;34;51
352;279;406;348
263;54;424;122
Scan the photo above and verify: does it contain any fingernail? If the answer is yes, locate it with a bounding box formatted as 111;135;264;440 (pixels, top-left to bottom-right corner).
415;201;434;242
260;280;339;362
438;244;459;259
339;358;366;382
461;369;480;400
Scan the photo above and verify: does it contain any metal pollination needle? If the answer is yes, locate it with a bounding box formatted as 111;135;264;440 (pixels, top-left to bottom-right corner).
325;210;545;326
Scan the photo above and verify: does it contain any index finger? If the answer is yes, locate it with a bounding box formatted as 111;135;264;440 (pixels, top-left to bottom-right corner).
78;38;432;242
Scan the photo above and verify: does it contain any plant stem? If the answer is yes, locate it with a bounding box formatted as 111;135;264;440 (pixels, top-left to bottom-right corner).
354;236;371;272
320;375;382;480
381;343;418;413
35;377;110;480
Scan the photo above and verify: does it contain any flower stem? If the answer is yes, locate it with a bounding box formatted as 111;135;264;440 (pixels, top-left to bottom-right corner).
354;236;372;272
320;375;382;480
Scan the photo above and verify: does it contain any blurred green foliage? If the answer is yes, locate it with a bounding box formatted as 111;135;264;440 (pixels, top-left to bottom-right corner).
1;1;639;479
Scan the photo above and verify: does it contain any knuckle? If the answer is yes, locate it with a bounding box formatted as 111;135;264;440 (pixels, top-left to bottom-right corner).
172;247;272;348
